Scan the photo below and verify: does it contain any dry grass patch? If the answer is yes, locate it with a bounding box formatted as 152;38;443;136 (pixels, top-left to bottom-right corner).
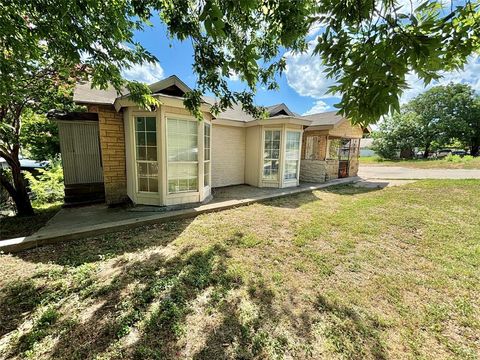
1;180;479;359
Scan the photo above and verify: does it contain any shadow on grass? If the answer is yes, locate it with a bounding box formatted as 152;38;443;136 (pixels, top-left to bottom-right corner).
0;204;61;240
312;295;387;359
266;184;383;209
14;219;194;266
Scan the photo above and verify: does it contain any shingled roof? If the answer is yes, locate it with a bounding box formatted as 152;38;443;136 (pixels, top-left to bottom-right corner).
73;75;339;124
301;111;345;127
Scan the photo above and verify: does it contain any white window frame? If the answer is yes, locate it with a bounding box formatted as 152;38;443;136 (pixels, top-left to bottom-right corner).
262;128;282;181
134;115;159;193
283;130;302;181
166;116;199;194
204;122;211;188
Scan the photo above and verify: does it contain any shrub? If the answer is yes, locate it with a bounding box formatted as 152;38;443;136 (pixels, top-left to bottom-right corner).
25;161;64;205
445;154;473;163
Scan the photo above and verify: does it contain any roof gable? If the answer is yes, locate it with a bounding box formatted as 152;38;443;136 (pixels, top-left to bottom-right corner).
266;103;295;117
149;75;192;97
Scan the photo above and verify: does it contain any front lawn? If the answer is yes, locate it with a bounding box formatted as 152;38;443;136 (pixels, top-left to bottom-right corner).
360;155;480;169
0;202;62;240
1;180;479;359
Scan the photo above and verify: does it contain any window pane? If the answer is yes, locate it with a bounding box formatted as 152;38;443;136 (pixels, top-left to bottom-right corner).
284;160;298;180
135;116;158;193
146;132;156;146
138;163;148;176
145;117;156;131
284;131;300;180
204;161;210;186
149;178;158;192
146;147;157;161
148;162;158;176
167;119;199;194
135;117;145;131
263;130;281;180
136;132;146;146
138;177;148;192
136;146;146;160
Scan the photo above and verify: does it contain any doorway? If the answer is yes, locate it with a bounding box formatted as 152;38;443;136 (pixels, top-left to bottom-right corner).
338;139;351;178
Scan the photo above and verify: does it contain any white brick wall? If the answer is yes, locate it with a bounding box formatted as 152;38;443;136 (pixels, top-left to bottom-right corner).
212;124;246;187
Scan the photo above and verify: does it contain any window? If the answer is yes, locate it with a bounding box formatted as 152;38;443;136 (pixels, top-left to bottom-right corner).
284;131;301;180
339;139;352;160
263;129;281;180
204;123;211;187
328;139;342;159
167;118;198;193
135;116;158;192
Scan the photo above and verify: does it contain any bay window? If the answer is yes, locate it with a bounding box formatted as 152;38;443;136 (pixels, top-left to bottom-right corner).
284;131;300;180
263;129;281;180
135;116;158;192
167;118;198;193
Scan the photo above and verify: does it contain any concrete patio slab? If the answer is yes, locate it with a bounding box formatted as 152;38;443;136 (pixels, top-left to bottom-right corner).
1;177;359;253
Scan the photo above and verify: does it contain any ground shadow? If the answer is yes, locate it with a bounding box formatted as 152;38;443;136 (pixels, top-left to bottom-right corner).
266;184;384;209
13;218;194;266
311;295;387;359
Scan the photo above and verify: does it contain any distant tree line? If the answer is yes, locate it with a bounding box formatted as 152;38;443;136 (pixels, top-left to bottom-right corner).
372;84;480;159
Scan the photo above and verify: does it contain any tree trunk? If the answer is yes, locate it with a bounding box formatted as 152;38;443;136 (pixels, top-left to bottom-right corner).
470;141;480;157
0;162;34;216
423;144;430;159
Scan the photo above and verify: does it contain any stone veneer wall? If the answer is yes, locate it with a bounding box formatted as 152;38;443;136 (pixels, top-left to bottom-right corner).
87;104;128;204
300;159;339;183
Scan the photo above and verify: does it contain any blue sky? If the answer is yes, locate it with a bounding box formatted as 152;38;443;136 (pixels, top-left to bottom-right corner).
124;15;480;116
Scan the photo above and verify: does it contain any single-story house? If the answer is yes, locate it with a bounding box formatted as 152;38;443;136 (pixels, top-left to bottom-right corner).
57;75;367;206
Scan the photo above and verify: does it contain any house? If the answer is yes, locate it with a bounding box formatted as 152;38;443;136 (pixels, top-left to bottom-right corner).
57;75;367;206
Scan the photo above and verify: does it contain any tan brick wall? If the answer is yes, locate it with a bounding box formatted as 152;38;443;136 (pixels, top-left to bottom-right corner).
301;133;328;160
87;104;128;204
300;159;339;183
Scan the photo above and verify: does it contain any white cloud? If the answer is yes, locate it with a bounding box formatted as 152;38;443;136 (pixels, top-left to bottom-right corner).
284;43;337;100
302;100;331;115
122;62;164;84
401;55;480;103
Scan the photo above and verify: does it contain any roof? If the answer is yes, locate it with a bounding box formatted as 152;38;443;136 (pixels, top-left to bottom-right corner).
73;83;122;105
301;111;344;127
73;75;351;127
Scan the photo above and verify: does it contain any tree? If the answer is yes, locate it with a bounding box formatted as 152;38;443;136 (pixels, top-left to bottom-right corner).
2;1;480;123
1;1;157;215
467;99;480;156
20;110;60;161
372;83;480;159
372;112;422;159
1;0;479;214
407;83;479;157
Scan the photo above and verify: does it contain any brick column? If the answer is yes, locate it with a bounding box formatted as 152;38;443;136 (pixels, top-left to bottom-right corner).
87;104;128;204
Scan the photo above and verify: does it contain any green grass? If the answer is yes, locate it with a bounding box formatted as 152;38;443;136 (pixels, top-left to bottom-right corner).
0;202;62;240
1;180;480;359
360;155;480;169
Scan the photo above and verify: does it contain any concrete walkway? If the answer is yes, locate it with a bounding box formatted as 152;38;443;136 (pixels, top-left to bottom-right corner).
359;166;480;180
1;177;359;253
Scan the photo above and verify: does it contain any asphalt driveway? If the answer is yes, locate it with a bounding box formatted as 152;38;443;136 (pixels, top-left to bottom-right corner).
359;166;480;179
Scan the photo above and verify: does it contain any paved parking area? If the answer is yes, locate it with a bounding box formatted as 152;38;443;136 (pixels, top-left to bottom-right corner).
359;166;480;179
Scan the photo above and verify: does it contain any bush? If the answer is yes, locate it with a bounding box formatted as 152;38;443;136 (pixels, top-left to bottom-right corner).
25;161;64;205
445;154;473;163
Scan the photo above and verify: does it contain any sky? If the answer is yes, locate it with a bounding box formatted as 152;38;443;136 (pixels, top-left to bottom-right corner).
124;16;480;117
